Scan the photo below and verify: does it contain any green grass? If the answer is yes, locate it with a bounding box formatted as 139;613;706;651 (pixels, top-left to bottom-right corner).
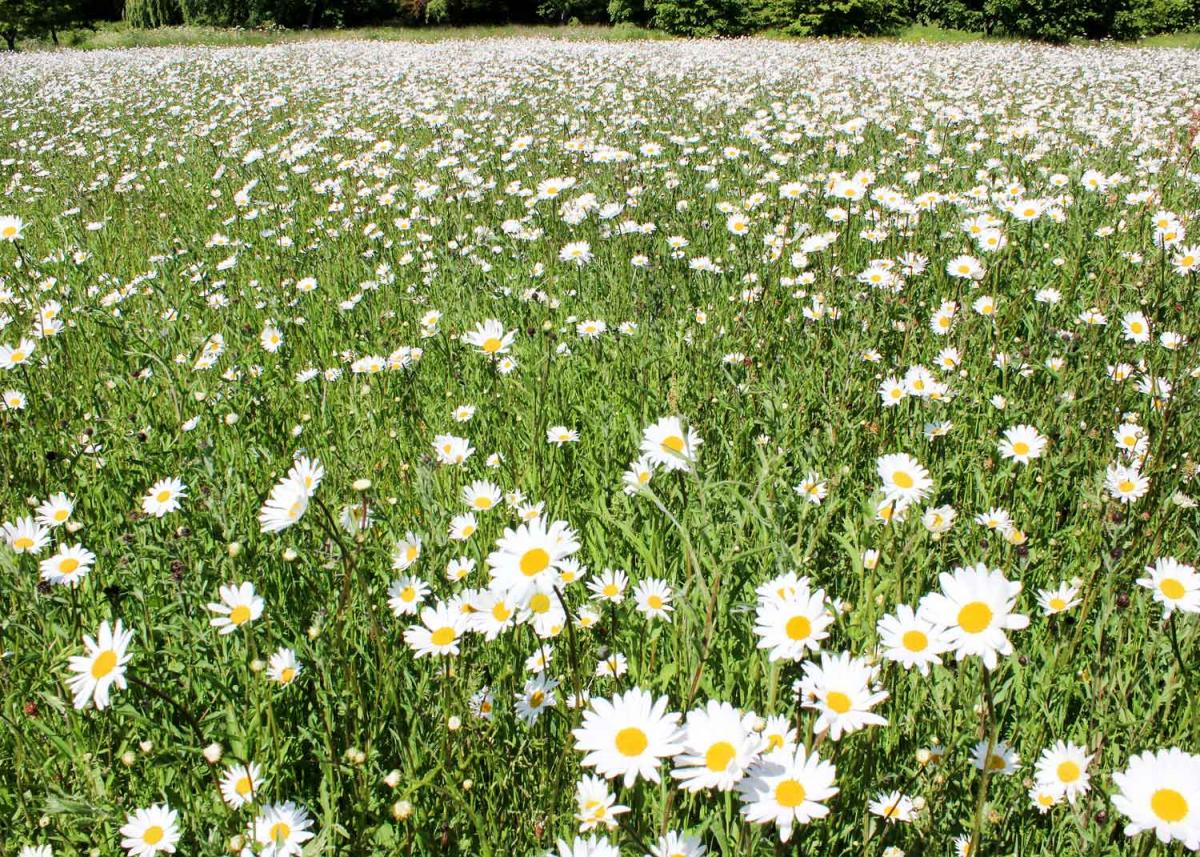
1;34;1199;857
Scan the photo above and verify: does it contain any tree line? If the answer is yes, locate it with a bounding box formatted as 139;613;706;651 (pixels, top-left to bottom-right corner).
3;0;1197;49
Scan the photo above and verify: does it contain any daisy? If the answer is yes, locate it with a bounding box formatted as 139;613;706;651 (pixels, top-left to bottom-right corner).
998;425;1047;464
486;517;580;603
670;699;762;792
0;337;34;369
640;416;702;472
921;505;956;535
793;472;827;504
868;791;916;823
220;762;265;809
1036;583;1082;616
35;493;74;528
258;480;308;533
572;687;685;786
66;619;133;710
876;453;933;506
207;582;264;634
120;804;180;856
761;715;797;754
876;604;951;675
754;587;832;662
462;480;502;512
250;802;315;857
391;532;423;571
448;513;477;541
971;739;1020;774
403;603;467;658
588;568;628;603
574;774;628;832
547;426;580;446
622;457;656;495
1137;557;1200;616
286;456;324;495
548;836;621;857
648;831;706;857
3;516;50;554
737;745;837;843
18;847;52;857
1110;748;1200;849
266;647;302;687
467;588;517;639
432;434;473;465
0;214;25;241
39;544;96;587
515;675;558;725
142;478;186;518
795;651;888;741
1121;311;1151;343
1105;463;1150;504
917;563;1029;670
1030;784;1062;814
1034;740;1093;804
633;578;674;621
462;319;515;356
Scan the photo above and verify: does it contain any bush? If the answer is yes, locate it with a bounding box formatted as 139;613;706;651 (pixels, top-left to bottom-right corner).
648;0;750;35
783;0;909;35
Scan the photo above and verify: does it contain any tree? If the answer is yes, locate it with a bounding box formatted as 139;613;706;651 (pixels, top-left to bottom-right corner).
1;0;43;49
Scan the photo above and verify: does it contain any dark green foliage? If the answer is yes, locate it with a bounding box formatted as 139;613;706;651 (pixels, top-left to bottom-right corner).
608;0;651;24
648;0;750;35
778;0;909;35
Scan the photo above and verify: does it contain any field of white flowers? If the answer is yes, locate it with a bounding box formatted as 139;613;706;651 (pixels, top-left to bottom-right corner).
2;37;1199;857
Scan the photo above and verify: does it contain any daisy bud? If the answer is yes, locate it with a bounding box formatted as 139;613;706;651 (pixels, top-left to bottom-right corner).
384;769;401;789
66;520;84;534
912;796;926;811
250;659;265;673
121;750;136;767
447;716;462;731
193;391;206;402
203;742;223;764
916;748;932;765
461;779;473;791
139;740;153;754
392;800;413;821
751;716;766;732
227;541;241;558
282;547;298;562
228;834;245;853
353;478;372;492
224;412;238;425
307;623;320;640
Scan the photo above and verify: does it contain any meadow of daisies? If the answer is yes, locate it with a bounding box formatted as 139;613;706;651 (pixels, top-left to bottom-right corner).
1;36;1200;857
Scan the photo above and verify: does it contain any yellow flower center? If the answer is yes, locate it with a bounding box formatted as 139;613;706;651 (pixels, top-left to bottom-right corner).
474;497;492;509
91;649;118;679
1049;597;1067;611
270;821;291;842
1;226;15;238
704;741;736;772
1056;761;1080;783
520;548;550;577
280;667;296;684
827;691;852;714
661;435;685;453
902;630;928;652
957;601;993;634
1161;578;1186;600
892;471;914;489
143;825;164;845
529;690;545;707
481;337;502;353
1151;789;1188;822
1118;479;1135;493
59;558;80;574
775;779;806;808
603;583;619;597
1012;441;1030;456
491;603;511;622
155;490;171;503
54;509;69;521
236;776;254;795
10;350;25;362
785;615;812;641
529;593;551;614
229;605;252;626
13;536;33;550
430;627;456;647
615;726;648;757
647;595;664;610
406;545;418;563
986;753;1007;771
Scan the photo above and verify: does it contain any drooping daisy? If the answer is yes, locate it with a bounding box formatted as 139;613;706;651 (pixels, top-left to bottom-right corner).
754;587;832;662
640;416;702;472
868;790;916;823
1110;748;1200;849
119;804;180;856
670;699;762;792
795;651;888;741
1137;557;1200;616
207;582;264;634
66;619;133;710
220;761;265;809
259;479;308;534
918;563;1029;670
39;544;95;587
266;648;302;687
737;745;838;843
876;604;951;675
572;687;685;787
998;424;1047;465
876;452;933;506
286;457;323;496
574;774;629;832
1034;740;1093;804
249;802;315;857
142;478;186;518
403;603;467;659
970;739;1020;774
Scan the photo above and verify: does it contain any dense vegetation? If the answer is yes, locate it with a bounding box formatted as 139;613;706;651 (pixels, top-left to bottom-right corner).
3;0;1200;46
